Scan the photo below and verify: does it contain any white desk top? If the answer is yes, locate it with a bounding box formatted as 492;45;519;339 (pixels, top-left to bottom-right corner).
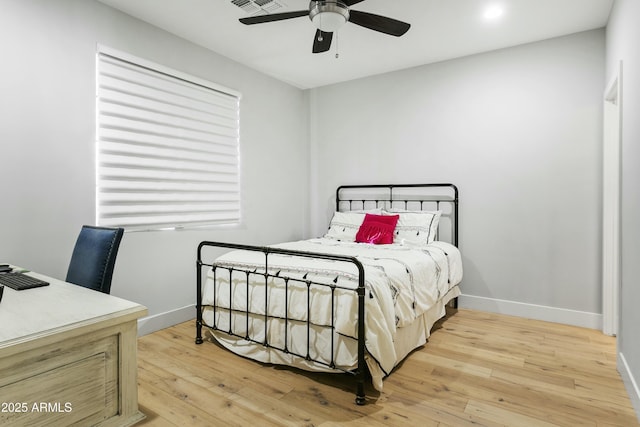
0;268;147;348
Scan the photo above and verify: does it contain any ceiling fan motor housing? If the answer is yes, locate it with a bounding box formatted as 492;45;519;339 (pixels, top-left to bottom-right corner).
309;1;350;32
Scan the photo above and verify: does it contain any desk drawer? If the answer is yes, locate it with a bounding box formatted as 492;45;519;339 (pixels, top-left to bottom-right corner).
0;333;118;426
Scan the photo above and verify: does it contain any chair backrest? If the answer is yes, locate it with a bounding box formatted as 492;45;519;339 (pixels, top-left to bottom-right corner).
65;225;124;294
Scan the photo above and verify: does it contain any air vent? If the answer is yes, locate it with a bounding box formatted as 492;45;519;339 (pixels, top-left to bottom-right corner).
231;0;286;15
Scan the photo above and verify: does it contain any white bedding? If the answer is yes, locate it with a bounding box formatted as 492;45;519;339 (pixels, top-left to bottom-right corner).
201;238;463;390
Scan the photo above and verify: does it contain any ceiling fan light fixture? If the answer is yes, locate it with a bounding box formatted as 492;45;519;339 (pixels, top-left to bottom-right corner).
309;1;349;32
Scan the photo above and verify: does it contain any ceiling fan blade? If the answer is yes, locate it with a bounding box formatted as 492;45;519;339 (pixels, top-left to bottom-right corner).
348;10;410;36
312;30;333;53
343;0;366;5
239;10;308;25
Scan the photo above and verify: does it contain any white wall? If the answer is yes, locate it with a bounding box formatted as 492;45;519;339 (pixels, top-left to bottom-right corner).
0;0;309;333
310;30;605;327
0;0;613;340
606;0;640;417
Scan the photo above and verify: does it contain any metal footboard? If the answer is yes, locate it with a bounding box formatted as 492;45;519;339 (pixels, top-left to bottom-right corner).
196;241;369;405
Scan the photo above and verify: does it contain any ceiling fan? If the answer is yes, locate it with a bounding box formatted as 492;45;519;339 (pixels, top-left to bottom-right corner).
239;1;411;54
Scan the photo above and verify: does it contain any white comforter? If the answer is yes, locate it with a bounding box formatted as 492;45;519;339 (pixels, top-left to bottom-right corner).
201;238;462;379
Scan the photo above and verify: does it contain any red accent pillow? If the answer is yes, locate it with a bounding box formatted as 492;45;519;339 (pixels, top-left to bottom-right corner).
355;214;399;244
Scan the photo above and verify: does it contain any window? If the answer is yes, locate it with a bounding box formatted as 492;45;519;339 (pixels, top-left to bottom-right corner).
96;47;241;231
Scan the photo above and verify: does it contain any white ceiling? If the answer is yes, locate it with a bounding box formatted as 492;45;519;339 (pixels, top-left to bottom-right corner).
97;0;614;89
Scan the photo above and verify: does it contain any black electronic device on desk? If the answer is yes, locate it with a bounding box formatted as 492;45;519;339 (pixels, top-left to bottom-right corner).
0;265;50;291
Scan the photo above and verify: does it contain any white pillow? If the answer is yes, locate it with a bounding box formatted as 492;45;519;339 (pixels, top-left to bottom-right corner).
385;210;441;246
324;209;382;241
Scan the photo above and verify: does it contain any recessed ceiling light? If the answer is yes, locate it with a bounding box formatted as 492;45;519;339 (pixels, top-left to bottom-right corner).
484;4;504;20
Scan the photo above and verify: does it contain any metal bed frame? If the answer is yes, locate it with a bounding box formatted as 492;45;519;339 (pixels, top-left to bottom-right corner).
195;183;459;405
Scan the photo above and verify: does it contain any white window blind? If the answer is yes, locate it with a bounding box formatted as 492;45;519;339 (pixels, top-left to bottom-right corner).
96;49;241;231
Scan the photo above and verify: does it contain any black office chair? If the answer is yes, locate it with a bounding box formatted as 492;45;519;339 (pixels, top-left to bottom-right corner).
65;225;124;294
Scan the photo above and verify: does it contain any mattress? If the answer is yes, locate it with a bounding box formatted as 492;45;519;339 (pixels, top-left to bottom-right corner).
201;237;463;390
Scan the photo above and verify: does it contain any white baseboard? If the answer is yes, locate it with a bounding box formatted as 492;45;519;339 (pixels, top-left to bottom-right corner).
458;294;602;330
619;352;640;421
139;296;602;337
137;304;195;336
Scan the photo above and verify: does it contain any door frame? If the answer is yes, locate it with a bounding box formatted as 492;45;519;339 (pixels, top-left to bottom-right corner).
602;61;622;336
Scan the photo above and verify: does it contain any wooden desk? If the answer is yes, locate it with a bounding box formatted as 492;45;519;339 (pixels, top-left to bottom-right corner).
0;269;147;426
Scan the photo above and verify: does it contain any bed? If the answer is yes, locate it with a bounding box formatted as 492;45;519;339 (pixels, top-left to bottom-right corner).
195;183;463;404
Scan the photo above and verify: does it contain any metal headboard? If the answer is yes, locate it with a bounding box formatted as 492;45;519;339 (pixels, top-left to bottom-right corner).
336;183;459;246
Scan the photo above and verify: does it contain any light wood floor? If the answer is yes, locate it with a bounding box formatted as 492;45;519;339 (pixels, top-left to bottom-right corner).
136;309;638;426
